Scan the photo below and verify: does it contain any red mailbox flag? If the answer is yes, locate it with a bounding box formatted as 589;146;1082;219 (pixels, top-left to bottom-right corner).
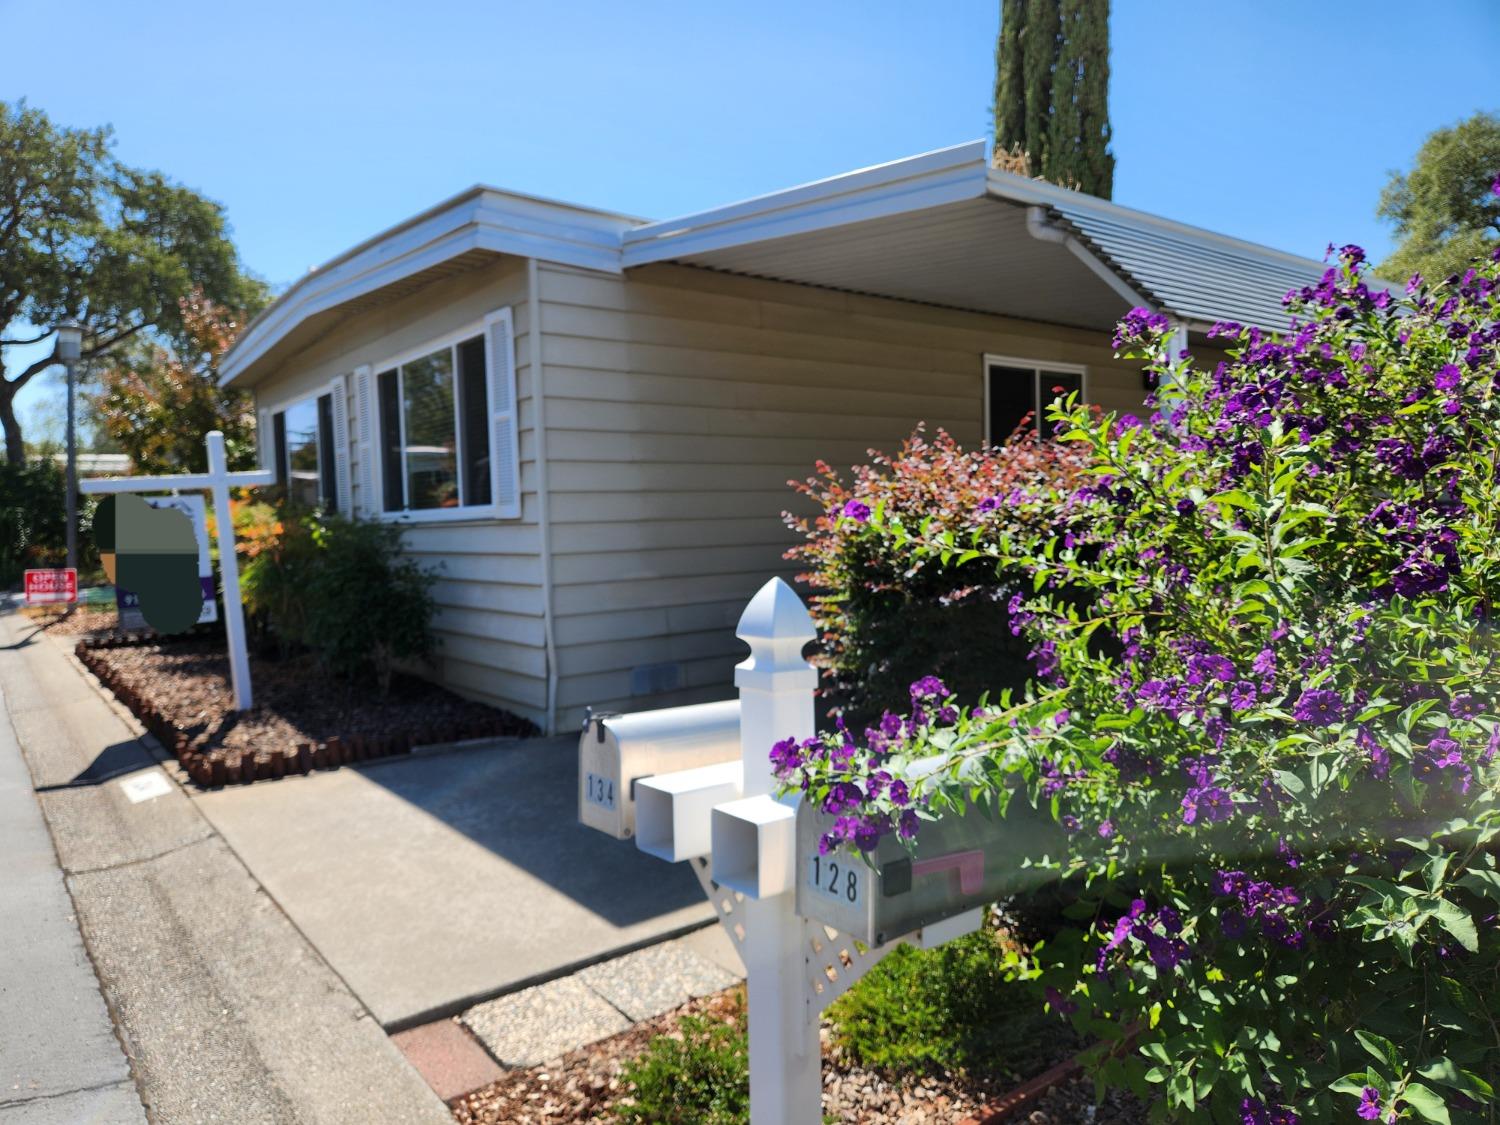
23;568;77;606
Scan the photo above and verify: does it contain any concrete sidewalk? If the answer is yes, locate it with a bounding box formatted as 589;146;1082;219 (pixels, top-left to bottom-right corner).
190;733;716;1029
0;651;145;1124
0;612;450;1124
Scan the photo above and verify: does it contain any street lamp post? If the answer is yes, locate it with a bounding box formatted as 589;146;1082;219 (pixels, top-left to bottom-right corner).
55;321;83;574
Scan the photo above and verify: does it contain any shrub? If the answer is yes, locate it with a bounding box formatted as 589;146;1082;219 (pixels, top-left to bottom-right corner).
784;425;1092;727
240;503;437;692
0;460;102;588
774;244;1500;1122
615;1001;749;1125
828;924;1073;1081
239;504;319;656
301;516;437;693
0;460;66;587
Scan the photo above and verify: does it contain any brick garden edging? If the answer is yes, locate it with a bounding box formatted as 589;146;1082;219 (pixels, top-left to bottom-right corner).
75;636;521;788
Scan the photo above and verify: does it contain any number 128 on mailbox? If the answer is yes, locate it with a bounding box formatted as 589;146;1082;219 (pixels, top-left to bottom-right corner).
807;853;862;906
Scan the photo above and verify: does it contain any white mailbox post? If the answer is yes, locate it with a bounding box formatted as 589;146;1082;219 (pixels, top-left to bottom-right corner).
80;430;274;710
578;576;989;1125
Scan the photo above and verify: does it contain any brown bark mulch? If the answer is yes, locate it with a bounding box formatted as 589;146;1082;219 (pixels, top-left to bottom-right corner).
73;633;537;787
450;986;1147;1125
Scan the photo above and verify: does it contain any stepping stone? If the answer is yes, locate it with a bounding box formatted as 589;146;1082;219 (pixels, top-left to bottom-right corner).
575;941;740;1022
463;976;630;1067
391;1019;505;1102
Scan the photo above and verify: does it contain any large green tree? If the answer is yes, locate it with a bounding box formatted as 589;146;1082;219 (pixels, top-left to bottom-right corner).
992;0;1114;199
0;101;261;465
1377;110;1500;282
88;290;262;475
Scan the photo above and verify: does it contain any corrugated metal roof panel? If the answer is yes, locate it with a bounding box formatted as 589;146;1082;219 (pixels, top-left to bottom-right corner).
1046;204;1326;332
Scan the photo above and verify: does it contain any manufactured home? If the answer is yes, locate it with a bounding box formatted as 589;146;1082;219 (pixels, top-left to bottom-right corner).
220;141;1327;734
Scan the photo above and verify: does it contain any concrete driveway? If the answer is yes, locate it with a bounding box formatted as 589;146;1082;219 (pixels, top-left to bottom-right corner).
190;736;713;1029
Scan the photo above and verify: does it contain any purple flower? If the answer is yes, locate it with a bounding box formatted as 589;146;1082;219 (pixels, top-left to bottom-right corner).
1451;692;1483;720
1357;1088;1383;1120
1182;785;1235;824
841;499;871;523
1043;986;1078;1015
1435;363;1462;391
977;495;1002;513
1415;728;1472;794
1252;648;1277;678
1061;814;1081;833
822;781;865;814
1176;498;1197;517
888;779;910;807
1292;688;1345;726
896;808;920;839
1230;680;1258;711
909;676;948;702
1097;819;1114;839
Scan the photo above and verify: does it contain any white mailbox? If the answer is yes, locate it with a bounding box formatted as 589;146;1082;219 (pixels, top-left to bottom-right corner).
578;699;741;840
793;797;1060;946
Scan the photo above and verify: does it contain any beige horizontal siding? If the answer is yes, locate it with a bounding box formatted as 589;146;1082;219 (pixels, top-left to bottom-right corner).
248;256;548;727
540;259;1149;728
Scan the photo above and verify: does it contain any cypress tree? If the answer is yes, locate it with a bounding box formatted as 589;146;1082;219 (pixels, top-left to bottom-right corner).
991;0;1114;199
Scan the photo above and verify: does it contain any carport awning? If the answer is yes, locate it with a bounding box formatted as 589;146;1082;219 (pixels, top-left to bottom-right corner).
622;141;1330;336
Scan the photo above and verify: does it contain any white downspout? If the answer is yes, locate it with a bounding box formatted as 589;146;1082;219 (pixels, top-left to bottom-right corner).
527;257;560;735
1025;205;1155;311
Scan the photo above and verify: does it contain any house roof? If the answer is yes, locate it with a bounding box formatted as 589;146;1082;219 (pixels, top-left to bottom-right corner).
222;142;1331;387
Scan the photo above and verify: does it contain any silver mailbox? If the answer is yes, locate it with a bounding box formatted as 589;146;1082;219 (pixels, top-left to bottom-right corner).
794;797;1060;945
578;700;741;840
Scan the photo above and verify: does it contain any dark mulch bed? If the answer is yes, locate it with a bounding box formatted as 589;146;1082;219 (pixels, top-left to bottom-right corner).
450;986;1147;1125
73;631;537;786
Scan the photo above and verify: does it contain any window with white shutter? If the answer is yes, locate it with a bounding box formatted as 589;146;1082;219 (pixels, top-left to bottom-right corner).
368;310;521;521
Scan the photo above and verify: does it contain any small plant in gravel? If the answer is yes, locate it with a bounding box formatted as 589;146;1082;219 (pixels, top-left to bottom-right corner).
614;999;749;1125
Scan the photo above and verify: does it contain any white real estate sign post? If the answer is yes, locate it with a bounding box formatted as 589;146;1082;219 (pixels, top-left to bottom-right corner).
80;430;274;710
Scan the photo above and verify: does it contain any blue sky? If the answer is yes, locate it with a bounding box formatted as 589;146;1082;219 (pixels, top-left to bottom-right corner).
4;0;1497;436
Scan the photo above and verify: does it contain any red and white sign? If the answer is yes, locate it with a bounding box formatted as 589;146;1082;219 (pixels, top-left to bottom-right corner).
24;568;77;606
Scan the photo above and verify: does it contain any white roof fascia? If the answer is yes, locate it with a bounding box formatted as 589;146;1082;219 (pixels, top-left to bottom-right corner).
220;189;636;386
984;167;1327;274
621;140;989;267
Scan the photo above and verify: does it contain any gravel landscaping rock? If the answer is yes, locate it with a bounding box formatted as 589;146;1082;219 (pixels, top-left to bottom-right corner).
575;942;739;1022
463;977;633;1068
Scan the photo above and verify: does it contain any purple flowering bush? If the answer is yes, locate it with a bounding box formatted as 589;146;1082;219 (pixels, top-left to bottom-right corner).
775;246;1500;1122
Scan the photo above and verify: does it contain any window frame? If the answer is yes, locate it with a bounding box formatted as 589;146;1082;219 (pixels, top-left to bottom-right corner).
371;319;499;524
981;353;1090;442
261;382;343;512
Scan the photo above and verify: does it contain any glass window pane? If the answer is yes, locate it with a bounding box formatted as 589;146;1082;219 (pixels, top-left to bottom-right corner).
317;393;337;512
283;398;321;508
378;369;403;511
458;336;491;507
1039;370;1083;436
987;364;1035;443
401;347;459;510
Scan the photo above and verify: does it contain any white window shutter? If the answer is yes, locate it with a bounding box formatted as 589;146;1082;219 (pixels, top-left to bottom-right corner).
257;407;272;471
331;374;352;516
352;364;375;515
484;307;521;519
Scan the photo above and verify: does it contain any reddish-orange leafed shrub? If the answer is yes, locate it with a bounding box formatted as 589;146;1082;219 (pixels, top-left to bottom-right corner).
783;423;1095;726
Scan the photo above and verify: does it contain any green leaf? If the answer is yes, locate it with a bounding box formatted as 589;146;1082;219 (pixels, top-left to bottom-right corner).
1354;1030;1400;1071
1401;1081;1452;1124
1432;899;1478;952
